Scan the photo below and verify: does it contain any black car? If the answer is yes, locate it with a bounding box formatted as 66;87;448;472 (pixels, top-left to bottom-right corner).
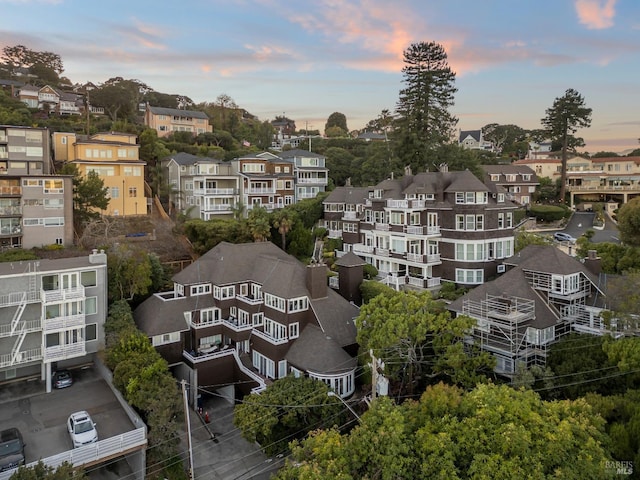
53;369;73;389
0;428;25;472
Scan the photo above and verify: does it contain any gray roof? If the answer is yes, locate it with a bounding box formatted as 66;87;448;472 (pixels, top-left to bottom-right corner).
335;252;367;268
482;164;536;176
459;130;481;142
443;170;489;193
0;255;101;276
163;152;218;166
147;105;209;119
311;288;359;347
133;293;198;336
173;242;307;298
285;324;357;374
323;186;370;204
357;132;386;140
277;149;325;160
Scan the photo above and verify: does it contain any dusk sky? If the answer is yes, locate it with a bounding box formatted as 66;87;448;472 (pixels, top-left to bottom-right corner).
2;0;639;153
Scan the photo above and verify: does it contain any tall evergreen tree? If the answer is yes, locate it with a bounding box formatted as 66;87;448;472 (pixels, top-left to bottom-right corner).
541;88;592;202
394;41;458;173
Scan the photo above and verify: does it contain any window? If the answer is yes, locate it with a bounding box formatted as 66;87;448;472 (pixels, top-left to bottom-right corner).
264;318;287;341
506;212;513;228
240;283;248;297
455;268;484;284
253;312;264;326
86;324;97;341
191;284;212;296
44;217;64;226
85;297;97;315
264;293;286;312
81;270;97;287
497;193;505;202
44;179;63;193
289;322;299;339
288;297;308;313
490;174;500;181
213;285;234;299
252;350;275;379
110;187;119;199
128;187;137;197
278;360;287;379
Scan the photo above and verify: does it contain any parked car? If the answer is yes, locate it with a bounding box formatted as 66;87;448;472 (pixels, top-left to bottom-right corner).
0;428;25;472
67;411;98;448
52;369;73;389
553;232;576;243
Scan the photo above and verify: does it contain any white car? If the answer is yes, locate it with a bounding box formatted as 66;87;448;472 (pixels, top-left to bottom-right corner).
67;411;98;448
553;232;576;243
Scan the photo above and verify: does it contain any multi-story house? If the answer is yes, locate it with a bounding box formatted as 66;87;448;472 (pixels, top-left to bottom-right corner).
144;105;212;138
323;166;518;288
0;125;73;249
231;153;296;212
52;131;148;216
448;245;606;377
278;149;328;201
133;242;359;402
18;85;82;115
482;164;539;205
162;152;240;219
459;129;493;151
0;249;108;391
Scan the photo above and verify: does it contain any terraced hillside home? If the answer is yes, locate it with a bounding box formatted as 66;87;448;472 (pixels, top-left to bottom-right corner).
162;152;240;219
278;149;328;201
144;105;212;138
133;242;359;404
448;245;607;377
323;165;518;289
0;125;73;249
482;164;539;206
52;131;149;216
0;250;108;392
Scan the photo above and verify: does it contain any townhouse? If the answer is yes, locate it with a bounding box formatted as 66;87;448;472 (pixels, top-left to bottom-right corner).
0;249;108;391
144;105;212;138
448;245;606;377
163;152;241;219
278;149;329;201
52;131;148;216
133;242;359;403
482;164;539;206
323;166;518;288
0;125;74;249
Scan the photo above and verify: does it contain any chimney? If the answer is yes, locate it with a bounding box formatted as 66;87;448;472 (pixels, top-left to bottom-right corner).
89;249;107;264
306;263;328;299
583;250;601;276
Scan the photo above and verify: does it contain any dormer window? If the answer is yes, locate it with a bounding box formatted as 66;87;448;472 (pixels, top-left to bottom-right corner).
506;174;517;182
490;174;500;182
174;283;185;297
288;297;309;313
498;193;505;203
191;283;211;296
522;174;531;181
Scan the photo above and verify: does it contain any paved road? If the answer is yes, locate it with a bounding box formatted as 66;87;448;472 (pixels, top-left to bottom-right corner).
546;211;620;244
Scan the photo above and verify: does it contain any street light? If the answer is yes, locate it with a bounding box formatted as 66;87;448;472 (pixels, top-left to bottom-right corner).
327;391;361;423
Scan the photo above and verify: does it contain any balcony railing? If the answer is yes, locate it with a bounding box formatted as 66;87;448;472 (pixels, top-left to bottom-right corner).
0;347;42;368
353;244;374;254
297;177;328;185
375;223;389;231
194;188;236;196
375;247;389;257
41;286;85;304
202;204;233;212
237;295;263;305
44;342;85;362
0;319;41;338
251;328;288;345
43;314;85;332
297;192;317;199
0;186;21;195
248;188;275;194
327;229;342;239
343;211;358;220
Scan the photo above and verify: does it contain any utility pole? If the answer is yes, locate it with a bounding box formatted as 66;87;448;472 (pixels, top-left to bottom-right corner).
370;349;377;401
181;380;195;480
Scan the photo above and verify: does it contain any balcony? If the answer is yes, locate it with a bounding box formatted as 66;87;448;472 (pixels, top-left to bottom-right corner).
297;177;328;185
251;328;288;345
297;192;318;199
375;223;389;231
0;319;41;338
41;286;85;304
353;244;374;254
43;314;85;332
194;188;236;196
327;229;342;239
375;247;390;257
237;295;263;306
342;211;358;220
44;342;86;362
0;347;42;368
202;204;233;212
248;187;276;194
0;206;21;216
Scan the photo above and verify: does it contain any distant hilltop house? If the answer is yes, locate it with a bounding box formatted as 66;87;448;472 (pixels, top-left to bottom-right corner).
357;131;387;142
458;129;494;151
144;104;212;138
17;84;104;116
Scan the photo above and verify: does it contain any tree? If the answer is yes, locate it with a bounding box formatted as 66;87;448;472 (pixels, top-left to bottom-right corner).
1;45;64;76
355;291;494;394
481;123;527;154
272;209;297;250
515;231;552;252
541;89;592;203
247;206;271;242
276;383;612;479
325;112;348;135
107;244;153;302
59;164;109;234
394;41;458;173
233;375;343;456
617;197;640;246
9;460;87;479
325;147;355;186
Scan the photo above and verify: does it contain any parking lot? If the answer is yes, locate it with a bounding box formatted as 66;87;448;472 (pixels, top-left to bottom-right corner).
0;365;137;474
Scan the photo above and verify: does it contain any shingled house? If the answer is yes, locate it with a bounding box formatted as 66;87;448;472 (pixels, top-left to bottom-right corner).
134;242;359;402
448;245;607;377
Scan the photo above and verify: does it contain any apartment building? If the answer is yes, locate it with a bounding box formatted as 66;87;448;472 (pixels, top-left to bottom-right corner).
133;242;359;402
144;105;212;138
482;164;539;205
52;131;148;216
323;167;518;288
0;250;108;391
0;125;73;249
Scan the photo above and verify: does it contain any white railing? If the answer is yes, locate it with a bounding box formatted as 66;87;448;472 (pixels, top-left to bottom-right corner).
405;225;424;235
297;177;328;184
237;295;263;305
43;314;85;332
297;192;317;199
343;211;358;220
0;428;147;480
251;328;288;345
0;347;42;368
327;229;342;239
0;319;41;338
248;188;275;194
203;204;233;212
427;277;441;288
41;286;85;304
44;343;85;362
375;223;389;231
329;276;339;289
406;252;423;263
387;199;408;208
426;226;440;235
426;253;441;264
375;248;389;257
194;188;235;195
353;244;374;254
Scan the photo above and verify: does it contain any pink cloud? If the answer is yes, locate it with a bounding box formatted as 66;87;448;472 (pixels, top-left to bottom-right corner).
575;0;616;29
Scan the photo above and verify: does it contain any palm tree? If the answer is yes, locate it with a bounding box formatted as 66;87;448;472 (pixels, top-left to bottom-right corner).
247;206;271;242
272;210;296;250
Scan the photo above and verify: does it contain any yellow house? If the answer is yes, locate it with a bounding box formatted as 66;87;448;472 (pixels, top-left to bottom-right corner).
144;104;212;138
52;131;148;216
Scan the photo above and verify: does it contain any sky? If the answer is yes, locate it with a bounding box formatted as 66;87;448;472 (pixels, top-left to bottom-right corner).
1;0;639;153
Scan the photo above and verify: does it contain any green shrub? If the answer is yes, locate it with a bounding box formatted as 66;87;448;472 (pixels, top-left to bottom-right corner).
529;204;570;222
363;263;378;280
0;249;38;262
